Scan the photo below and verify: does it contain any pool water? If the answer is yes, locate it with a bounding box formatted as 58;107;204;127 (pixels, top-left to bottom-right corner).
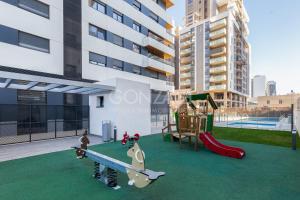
228;122;276;127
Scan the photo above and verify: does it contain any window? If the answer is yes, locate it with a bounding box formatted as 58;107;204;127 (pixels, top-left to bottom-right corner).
279;100;283;104
113;10;123;23
112;34;123;46
89;24;106;40
149;11;159;22
89;52;106;66
132;65;141;75
97;96;104;108
18;0;49;18
112;59;123;71
91;0;106;14
148;69;159;79
267;100;270;104
132;21;141;32
132;0;141;11
18;31;49;53
132;43;141;53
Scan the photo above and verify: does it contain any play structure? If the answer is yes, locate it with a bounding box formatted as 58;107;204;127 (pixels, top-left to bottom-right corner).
165;93;245;159
73;133;165;189
121;132;140;148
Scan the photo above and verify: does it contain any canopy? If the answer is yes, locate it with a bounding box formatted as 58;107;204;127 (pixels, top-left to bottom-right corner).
186;93;218;110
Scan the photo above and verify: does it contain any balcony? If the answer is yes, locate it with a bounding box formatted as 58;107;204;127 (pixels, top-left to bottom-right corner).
181;40;192;48
143;37;175;57
181;80;191;86
148;53;174;67
162;0;174;9
210;66;227;74
210;75;227;83
148;32;174;49
210;28;227;40
209;84;226;91
181;56;192;65
210;38;227;48
210;47;226;57
180;48;192;56
180;33;194;43
180;72;192;79
210;56;227;65
180;64;192;72
210;18;227;31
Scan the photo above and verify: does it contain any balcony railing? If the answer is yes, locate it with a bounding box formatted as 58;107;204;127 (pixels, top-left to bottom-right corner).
180;72;192;79
148;53;174;67
210;28;227;39
210;75;227;82
209;84;226;90
180;48;192;55
148;32;175;49
180;64;192;71
210;18;227;31
210;38;227;48
210;56;227;65
181;80;191;86
210;66;227;74
181;40;192;47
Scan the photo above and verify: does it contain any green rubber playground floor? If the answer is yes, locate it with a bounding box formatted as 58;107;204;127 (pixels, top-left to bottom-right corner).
1;134;300;200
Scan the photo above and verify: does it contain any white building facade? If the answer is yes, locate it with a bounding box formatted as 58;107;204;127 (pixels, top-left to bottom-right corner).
251;75;266;98
0;0;175;142
179;0;250;108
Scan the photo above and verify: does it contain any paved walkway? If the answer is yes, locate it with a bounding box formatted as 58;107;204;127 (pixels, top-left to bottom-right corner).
0;135;103;162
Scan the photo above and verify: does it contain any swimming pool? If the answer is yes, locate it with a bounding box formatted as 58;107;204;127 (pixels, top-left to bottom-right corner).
228;122;277;127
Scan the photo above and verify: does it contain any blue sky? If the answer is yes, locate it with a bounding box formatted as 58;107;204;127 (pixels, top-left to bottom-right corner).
168;0;300;94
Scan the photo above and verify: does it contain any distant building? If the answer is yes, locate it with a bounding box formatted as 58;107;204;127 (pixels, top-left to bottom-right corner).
251;75;266;97
256;93;300;108
266;81;277;96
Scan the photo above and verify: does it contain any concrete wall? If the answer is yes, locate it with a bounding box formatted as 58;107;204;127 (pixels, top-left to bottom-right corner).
0;0;64;75
89;78;151;140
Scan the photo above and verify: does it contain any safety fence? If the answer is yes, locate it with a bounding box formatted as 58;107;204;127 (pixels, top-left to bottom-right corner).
0;105;89;145
214;107;292;131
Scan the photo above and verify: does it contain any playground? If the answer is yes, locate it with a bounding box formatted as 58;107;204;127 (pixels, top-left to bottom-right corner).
1;133;300;200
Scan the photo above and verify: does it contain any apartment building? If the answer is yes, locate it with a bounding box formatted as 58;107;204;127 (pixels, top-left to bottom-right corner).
251;75;266;97
266;81;277;96
0;0;175;143
185;0;217;26
178;0;250;108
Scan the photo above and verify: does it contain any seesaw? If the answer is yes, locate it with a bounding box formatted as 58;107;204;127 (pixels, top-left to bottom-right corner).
73;141;165;189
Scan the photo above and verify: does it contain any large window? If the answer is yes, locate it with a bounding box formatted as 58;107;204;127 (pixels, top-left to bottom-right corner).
89;24;106;40
132;43;141;53
132;21;141;32
149;11;159;22
89;52;106;67
132;0;141;11
18;31;49;53
113;10;123;23
132;65;142;75
112;59;123;71
112;34;123;47
18;0;49;18
90;0;106;14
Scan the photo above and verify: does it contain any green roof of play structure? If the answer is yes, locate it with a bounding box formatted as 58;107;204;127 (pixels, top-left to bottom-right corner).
186;93;218;110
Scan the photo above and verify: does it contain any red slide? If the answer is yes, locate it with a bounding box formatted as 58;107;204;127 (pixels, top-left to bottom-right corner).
199;132;245;159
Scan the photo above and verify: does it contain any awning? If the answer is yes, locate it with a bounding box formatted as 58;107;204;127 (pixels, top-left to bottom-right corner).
0;71;115;95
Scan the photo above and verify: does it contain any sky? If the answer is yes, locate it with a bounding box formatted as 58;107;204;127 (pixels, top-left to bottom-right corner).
168;0;300;95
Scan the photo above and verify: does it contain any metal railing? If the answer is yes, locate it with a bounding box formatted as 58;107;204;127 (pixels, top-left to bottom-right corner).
0;104;89;145
214;107;292;131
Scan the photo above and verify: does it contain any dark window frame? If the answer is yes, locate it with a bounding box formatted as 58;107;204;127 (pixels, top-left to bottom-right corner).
17;0;50;19
18;31;50;53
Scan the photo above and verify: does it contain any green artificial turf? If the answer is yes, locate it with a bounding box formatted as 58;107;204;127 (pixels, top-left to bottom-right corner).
213;127;300;148
1;134;300;200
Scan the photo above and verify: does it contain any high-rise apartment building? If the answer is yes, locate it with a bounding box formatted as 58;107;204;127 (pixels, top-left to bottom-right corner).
266;81;277;96
0;0;175;142
251;75;266;98
185;0;217;26
179;0;250;108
